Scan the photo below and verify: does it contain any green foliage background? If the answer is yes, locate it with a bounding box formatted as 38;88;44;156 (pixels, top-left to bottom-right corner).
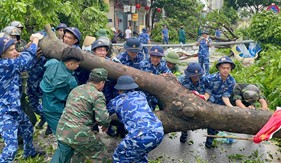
0;0;109;41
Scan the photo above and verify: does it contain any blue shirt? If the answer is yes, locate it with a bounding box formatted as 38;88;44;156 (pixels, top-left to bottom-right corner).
178;74;206;94
139;33;150;44
107;91;164;137
0;43;37;115
117;51;144;70
198;38;212;57
28;56;47;97
162;28;169;38
140;58;171;74
205;72;236;105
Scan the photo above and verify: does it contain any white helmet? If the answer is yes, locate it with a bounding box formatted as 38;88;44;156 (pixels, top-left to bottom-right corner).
10;21;24;28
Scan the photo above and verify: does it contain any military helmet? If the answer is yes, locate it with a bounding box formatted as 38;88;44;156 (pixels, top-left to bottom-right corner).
56;23;67;30
184;62;204;77
95;29;108;37
98;36;111;46
201;30;209;35
216;56;236;70
124;37;142;53
0;37;16;56
2;26;21;36
165;52;179;64
242;84;260;104
114;75;139;91
91;39;109;51
64;27;82;44
10;21;23;28
149;45;164;57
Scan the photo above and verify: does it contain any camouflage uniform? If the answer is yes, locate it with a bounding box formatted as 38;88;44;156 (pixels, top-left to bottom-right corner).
230;84;265;107
39;59;77;134
178;73;206;143
15;39;27;52
204;72;236;147
117;51;144;69
178;74;206;95
107;91;164;163
198;37;212;74
27;56;47;120
139;31;150;59
0;43;39;162
140;58;171;110
54;68;110;163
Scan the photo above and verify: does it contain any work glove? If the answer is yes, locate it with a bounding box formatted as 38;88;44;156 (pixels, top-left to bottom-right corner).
32;33;44;40
192;91;206;100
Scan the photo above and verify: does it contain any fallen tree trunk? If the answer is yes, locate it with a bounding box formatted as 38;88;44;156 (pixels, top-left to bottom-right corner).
40;24;281;138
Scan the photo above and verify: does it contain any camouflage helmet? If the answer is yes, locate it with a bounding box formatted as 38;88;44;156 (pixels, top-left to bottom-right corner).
95;29;108;37
89;68;108;82
2;26;21;36
242;84;260;104
165;52;179;64
10;21;23;28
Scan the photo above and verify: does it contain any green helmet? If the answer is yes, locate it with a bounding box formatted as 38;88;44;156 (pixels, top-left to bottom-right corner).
242;84;260;104
165;52;180;64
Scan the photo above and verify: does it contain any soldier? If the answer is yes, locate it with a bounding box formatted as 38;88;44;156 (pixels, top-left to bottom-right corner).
204;56;236;148
231;84;269;110
0;34;45;162
117;37;144;69
196;30;212;74
2;26;26;52
140;45;171;110
139;27;151;59
164;52;181;77
107;75;164;162
91;39;124;137
2;26;37;128
178;63;206;143
55;23;67;40
54;68;111;163
91;39;110;58
10;20;24;32
63;27;82;48
26;32;50;134
161;25;169;44
95;28;114;58
178;25;186;44
40;47;84;135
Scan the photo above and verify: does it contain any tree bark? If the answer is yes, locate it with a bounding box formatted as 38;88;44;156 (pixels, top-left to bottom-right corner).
40;24;281;138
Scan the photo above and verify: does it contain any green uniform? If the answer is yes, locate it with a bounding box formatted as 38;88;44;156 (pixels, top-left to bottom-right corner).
55;83;111;162
179;28;186;44
230;83;265;107
40;59;77;134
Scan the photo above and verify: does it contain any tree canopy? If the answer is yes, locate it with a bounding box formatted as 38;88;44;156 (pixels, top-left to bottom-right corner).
0;0;109;40
224;0;280;13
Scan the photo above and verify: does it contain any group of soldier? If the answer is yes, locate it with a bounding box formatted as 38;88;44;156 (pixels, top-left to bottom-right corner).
0;21;269;162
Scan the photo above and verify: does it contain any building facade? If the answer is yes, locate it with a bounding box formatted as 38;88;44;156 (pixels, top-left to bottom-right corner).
107;0;152;35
